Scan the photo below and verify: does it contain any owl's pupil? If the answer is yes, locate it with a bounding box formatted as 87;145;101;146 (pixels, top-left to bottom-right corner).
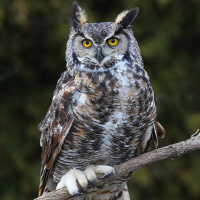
85;41;89;45
111;39;115;43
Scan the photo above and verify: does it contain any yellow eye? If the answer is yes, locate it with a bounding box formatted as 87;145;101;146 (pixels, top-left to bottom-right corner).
82;39;93;48
107;37;119;46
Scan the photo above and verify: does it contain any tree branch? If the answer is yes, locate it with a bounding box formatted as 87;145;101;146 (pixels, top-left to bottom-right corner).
34;129;200;200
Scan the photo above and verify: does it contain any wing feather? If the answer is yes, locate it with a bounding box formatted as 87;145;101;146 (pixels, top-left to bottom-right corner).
152;121;165;148
38;70;76;196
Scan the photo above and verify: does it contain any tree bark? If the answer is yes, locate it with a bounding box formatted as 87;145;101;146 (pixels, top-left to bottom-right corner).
34;129;200;200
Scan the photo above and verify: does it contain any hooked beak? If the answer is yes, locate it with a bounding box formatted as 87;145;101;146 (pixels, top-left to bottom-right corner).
97;47;104;63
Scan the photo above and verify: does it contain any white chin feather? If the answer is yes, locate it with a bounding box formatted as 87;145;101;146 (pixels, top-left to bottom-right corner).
77;55;123;65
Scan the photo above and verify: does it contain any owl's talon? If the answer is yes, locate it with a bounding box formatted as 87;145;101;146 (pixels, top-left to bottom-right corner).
97;185;105;189
56;168;87;196
98;171;112;180
56;165;114;195
83;187;87;193
91;180;95;188
76;192;82;196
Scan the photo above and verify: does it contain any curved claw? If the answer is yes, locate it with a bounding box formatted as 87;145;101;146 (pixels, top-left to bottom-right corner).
98;171;112;180
97;185;105;189
91;180;95;188
76;192;83;196
83;187;87;194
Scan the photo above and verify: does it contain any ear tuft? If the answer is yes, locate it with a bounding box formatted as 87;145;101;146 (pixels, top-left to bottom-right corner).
115;7;139;30
115;10;129;24
78;8;87;26
71;1;87;30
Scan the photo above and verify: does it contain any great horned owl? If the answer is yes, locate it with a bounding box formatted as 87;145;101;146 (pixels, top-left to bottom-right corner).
38;1;165;199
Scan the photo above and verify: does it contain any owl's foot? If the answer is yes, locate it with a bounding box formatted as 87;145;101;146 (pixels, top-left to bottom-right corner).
56;165;114;196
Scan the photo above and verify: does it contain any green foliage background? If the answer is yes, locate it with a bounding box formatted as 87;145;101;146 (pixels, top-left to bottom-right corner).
0;0;200;199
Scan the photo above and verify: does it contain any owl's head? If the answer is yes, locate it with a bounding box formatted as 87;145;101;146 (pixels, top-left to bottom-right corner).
66;1;140;72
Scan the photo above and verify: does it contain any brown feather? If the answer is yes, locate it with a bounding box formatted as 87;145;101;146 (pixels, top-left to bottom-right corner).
38;72;76;196
152;121;165;148
157;121;165;138
38;185;44;197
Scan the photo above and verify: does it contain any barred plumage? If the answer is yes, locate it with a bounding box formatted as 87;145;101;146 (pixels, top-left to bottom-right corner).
38;1;165;199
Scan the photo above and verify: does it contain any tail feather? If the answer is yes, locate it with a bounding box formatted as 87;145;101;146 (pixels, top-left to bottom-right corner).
118;184;130;200
88;184;129;200
67;184;130;200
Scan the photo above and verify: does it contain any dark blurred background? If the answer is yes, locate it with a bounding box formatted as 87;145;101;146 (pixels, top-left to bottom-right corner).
0;0;200;199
